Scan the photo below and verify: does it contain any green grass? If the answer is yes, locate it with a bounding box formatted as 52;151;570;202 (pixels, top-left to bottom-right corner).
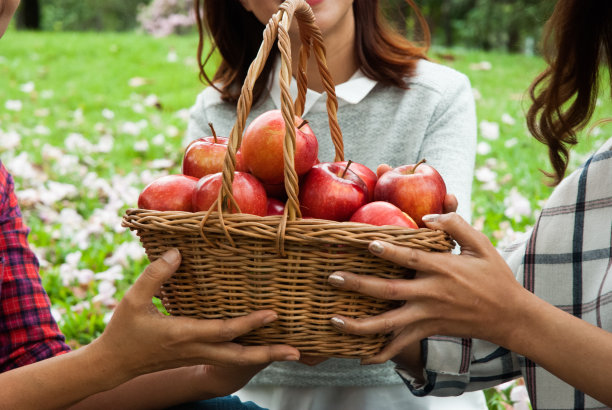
1;29;610;408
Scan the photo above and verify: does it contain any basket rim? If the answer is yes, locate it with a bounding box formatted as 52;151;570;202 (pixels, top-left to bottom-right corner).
122;208;455;251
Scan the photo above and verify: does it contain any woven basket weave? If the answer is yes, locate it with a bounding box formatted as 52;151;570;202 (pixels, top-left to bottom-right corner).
122;0;454;358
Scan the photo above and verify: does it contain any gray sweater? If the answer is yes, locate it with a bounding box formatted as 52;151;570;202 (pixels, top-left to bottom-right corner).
186;59;476;386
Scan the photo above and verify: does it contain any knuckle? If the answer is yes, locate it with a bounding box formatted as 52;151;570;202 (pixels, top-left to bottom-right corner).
475;230;491;246
265;345;276;362
217;319;239;340
165;322;185;345
382;280;401;300
144;260;165;281
120;292;139;310
399;248;419;267
233;347;251;367
346;275;364;293
445;212;461;226
382;318;396;333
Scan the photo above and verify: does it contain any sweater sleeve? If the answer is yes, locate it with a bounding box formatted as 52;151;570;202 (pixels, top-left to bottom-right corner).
418;72;476;223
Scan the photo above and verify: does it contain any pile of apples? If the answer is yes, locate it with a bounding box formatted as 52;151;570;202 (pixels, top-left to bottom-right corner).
138;109;447;229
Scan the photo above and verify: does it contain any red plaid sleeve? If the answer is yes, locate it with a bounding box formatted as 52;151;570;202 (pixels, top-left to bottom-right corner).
0;161;70;372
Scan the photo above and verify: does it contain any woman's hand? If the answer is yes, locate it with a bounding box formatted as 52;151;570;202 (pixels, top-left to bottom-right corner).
2;248;300;410
326;213;527;365
95;248;300;384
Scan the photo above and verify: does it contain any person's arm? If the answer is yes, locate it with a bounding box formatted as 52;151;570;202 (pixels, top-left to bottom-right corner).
0;165;71;372
70;363;267;410
327;213;612;406
0;249;300;410
418;71;476;224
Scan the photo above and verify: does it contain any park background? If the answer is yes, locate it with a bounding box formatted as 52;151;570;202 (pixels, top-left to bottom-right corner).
2;1;611;409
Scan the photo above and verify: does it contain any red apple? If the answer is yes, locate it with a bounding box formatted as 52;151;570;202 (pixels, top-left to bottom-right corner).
299;162;369;221
183;123;247;178
337;161;377;202
192;171;267;216
241;110;318;184
374;159;446;227
138;174;198;212
266;198;285;216
349;201;418;228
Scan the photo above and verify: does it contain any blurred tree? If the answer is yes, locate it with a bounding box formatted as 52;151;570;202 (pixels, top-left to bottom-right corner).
16;0;40;30
382;0;554;52
40;0;145;31
137;0;195;37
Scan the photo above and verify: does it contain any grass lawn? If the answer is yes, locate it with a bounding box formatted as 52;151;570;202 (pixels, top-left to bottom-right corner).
1;29;610;408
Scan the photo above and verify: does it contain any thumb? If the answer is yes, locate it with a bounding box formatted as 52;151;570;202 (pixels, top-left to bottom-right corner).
443;193;458;214
130;249;181;302
376;164;392;178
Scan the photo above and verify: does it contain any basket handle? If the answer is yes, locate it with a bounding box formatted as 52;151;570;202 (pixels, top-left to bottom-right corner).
217;0;345;223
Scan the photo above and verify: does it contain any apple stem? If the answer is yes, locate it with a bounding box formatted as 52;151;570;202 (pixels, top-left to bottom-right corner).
341;160;353;178
208;122;218;143
297;119;309;130
411;158;427;174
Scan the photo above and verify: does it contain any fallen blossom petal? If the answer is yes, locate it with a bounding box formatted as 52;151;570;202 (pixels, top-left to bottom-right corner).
102;108;115;120
20;81;35;93
504;138;518;148
472;88;482;101
479;120;500;140
0;129;21;149
128;77;148;87
133;140;149;152
34;125;51;135
469;61;492;71
104;241;146;267
501;113;516;125
166;125;180;138
95;265;124;282
5;100;22;111
35;108;50;117
77;269;95;285
150;158;174;169
167;50;178;62
475;166;497;183
477;141;491;155
504;187;531;222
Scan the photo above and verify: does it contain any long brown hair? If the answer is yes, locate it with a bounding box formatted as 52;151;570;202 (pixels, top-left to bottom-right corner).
194;0;430;105
526;0;612;185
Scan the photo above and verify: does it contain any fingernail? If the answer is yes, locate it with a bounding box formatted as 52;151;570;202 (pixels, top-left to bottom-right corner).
263;313;278;325
284;354;300;361
328;273;345;286
162;248;179;264
422;214;440;223
369;241;384;255
330;317;345;329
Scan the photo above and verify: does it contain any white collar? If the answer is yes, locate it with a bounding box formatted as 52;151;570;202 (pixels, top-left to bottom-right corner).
267;57;377;116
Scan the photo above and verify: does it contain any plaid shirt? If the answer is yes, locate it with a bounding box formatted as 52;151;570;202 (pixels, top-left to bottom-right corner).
398;137;612;409
0;161;70;372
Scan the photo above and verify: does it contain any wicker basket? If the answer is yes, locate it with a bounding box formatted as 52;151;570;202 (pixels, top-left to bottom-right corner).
122;0;454;358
